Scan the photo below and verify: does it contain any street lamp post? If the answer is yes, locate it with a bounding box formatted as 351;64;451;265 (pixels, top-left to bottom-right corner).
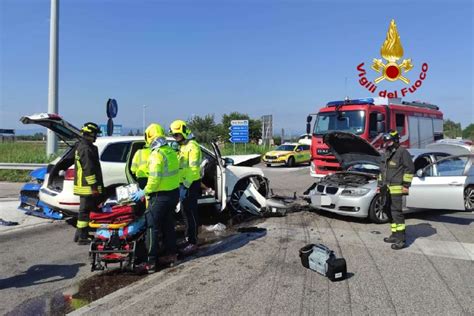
46;0;59;156
142;105;147;134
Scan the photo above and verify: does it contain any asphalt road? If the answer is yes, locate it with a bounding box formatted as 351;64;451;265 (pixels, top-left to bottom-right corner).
1;165;473;315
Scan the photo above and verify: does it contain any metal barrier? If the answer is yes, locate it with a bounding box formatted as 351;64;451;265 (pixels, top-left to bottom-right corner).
0;163;47;170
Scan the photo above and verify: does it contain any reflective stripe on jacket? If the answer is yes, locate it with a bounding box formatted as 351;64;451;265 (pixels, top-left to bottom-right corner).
73;139;104;196
178;139;202;188
131;147;151;179
378;145;414;195
144;145;180;194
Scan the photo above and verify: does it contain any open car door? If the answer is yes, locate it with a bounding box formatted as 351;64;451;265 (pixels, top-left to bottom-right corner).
211;142;227;212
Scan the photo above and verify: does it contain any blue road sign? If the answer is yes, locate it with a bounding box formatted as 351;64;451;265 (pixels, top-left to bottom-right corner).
99;124;122;136
229;120;249;143
230;136;249;143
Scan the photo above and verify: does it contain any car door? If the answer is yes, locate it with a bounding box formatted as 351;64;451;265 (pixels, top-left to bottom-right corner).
211;143;227;211
99;141;132;187
407;155;468;210
294;145;306;163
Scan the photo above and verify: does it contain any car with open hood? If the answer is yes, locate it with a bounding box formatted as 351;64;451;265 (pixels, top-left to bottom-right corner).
20;113;270;216
306;131;465;223
262;143;311;167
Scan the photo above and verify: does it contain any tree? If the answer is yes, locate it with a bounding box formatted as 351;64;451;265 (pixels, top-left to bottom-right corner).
187;114;220;143
135;129;141;136
127;130;134;136
443;119;462;138
462;124;474;140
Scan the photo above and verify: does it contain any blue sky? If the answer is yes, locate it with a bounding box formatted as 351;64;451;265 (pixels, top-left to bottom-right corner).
1;0;472;135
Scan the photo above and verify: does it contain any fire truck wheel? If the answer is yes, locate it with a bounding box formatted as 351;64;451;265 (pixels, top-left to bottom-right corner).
369;194;390;224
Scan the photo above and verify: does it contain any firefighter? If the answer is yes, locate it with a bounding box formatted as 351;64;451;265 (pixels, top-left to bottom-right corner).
73;122;104;245
169;120;202;255
378;130;414;250
131;123;180;273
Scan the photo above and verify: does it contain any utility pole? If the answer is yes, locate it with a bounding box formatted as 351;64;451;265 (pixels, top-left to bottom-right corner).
142;105;147;134
46;0;59;156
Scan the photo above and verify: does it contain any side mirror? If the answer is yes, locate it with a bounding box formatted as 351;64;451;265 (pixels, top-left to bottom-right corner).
376;113;385;121
416;169;423;177
295;148;301;152
223;157;234;167
306;115;312;134
377;121;385;133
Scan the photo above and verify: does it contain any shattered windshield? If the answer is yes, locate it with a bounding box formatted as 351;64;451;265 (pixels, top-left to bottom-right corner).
276;145;296;151
313;110;366;135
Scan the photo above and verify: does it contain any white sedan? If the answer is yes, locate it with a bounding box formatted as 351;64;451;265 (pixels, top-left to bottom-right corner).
21;113;269;216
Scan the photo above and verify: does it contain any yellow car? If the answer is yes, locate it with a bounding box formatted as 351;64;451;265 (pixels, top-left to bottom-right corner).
263;143;311;167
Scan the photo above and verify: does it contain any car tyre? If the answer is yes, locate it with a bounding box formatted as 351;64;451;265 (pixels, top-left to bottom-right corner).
286;156;295;167
228;179;250;214
464;186;474;211
266;163;271;167
368;194;389;224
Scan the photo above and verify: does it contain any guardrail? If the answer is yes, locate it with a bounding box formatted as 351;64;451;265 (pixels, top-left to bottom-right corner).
0;163;47;170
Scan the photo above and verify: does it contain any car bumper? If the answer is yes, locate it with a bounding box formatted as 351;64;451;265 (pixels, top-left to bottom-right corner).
308;191;374;218
39;181;79;214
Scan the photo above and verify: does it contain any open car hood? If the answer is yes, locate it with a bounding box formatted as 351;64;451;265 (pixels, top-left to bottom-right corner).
20;113;82;147
323;131;381;169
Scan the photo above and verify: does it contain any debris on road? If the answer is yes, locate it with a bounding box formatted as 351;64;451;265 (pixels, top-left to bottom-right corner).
204;223;227;232
0;218;19;226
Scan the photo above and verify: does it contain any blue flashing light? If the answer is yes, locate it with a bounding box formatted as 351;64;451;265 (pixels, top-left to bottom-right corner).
326;98;374;107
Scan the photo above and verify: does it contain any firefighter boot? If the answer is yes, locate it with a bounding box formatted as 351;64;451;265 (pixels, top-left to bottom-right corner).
383;233;398;243
76;228;90;245
391;231;406;250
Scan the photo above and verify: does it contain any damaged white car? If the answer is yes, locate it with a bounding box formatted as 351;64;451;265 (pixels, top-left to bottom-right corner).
21;113;277;217
305;132;466;223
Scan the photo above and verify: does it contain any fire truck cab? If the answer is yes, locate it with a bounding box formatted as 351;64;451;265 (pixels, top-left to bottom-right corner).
306;97;444;178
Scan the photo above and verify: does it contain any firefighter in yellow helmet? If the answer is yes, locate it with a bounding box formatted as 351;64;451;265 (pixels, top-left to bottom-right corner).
73;122;104;245
131;123;180;273
170;120;202;255
378;129;414;250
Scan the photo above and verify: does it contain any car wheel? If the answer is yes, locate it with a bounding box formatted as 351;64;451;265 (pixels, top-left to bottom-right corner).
229;179;249;214
266;164;271;167
464;186;474;211
286;156;295;167
368;194;389;224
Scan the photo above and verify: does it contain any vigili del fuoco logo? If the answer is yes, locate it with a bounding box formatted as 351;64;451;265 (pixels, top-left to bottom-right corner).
356;19;429;98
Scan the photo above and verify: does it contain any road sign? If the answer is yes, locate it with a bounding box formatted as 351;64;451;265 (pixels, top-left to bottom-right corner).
229;120;249;143
99;124;122;136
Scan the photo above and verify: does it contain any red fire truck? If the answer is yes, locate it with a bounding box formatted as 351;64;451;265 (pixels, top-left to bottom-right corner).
306;97;444;178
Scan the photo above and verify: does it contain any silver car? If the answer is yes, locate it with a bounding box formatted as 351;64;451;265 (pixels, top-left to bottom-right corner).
307;132;470;223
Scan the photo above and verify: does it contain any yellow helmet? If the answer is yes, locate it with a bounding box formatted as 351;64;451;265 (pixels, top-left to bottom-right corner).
145;123;166;145
81;122;101;136
169;120;191;139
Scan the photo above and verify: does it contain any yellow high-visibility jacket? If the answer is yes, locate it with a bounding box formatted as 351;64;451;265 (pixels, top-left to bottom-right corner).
144;145;180;194
178;139;202;188
131;147;151;179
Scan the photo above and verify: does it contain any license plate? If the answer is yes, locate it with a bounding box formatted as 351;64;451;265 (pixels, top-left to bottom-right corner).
311;195;332;207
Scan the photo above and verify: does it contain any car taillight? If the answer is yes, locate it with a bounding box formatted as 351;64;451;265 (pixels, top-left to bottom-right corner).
64;168;75;180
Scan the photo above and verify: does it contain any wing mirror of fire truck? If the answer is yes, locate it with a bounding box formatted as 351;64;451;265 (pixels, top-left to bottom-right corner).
376;113;385;122
306;115;312;134
376;121;385;133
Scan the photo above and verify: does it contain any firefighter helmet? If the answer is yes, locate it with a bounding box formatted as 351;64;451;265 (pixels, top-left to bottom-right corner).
383;129;400;143
169;120;191;139
145;123;166;145
81;122;101;136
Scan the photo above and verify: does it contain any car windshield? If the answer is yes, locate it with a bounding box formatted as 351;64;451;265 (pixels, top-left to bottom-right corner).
313;110;366;135
276;145;295;151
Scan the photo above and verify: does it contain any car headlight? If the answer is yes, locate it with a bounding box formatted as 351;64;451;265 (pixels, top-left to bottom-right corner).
341;188;370;196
